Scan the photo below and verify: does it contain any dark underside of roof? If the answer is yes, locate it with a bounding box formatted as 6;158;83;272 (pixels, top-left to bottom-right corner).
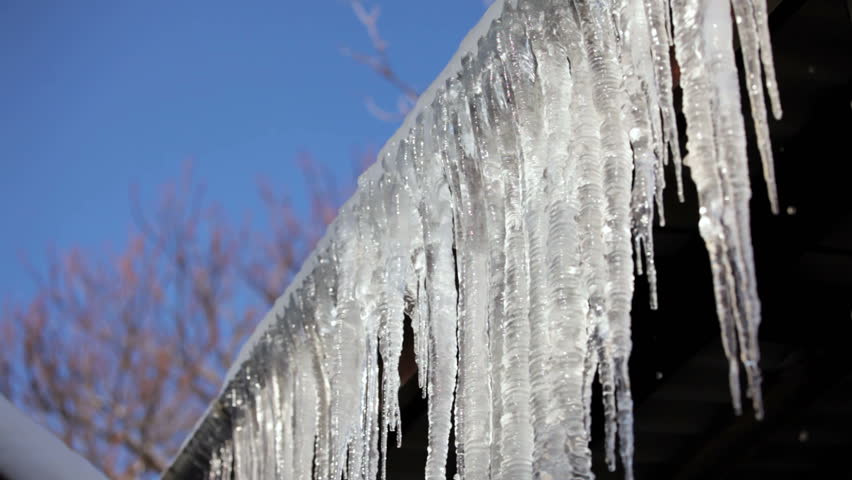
386;1;852;479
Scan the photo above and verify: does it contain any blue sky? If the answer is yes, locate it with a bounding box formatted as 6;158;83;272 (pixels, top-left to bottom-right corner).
0;0;487;299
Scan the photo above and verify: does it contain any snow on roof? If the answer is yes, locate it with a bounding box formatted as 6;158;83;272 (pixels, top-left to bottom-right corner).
0;394;108;480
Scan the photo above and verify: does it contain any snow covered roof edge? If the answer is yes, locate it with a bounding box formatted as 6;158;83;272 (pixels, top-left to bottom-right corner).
0;394;109;480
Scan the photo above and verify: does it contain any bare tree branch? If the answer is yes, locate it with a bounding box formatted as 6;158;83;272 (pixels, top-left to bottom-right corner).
0;3;424;478
343;0;420;120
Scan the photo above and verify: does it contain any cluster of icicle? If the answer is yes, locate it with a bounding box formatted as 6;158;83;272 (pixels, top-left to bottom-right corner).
189;0;782;479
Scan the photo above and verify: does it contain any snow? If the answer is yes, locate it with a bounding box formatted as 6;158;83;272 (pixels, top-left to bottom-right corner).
0;394;109;480
168;1;781;479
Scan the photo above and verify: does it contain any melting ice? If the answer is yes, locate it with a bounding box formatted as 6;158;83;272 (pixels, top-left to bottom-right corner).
182;0;782;478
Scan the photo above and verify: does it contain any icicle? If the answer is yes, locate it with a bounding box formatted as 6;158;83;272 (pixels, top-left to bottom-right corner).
750;0;783;120
702;0;765;420
671;0;765;418
450;114;495;480
171;2;783;479
405;126;433;399
574;0;637;475
417;105;461;480
643;0;685;201
539;11;593;478
619;0;662;308
476;50;508;480
732;0;780;213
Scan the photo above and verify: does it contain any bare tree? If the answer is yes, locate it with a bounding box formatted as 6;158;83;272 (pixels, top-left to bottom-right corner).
0;3;421;478
1;164;331;478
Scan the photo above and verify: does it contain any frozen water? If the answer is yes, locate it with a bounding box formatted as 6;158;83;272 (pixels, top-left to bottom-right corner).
170;0;781;479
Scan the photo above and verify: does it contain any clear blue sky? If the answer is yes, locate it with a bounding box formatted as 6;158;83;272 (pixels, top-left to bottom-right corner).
0;0;487;299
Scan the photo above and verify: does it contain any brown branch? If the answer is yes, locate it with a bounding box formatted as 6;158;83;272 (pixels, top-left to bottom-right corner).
2;5;380;478
344;0;420;120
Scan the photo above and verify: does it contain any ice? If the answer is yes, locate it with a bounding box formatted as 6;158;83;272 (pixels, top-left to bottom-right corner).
732;0;781;213
165;1;781;479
